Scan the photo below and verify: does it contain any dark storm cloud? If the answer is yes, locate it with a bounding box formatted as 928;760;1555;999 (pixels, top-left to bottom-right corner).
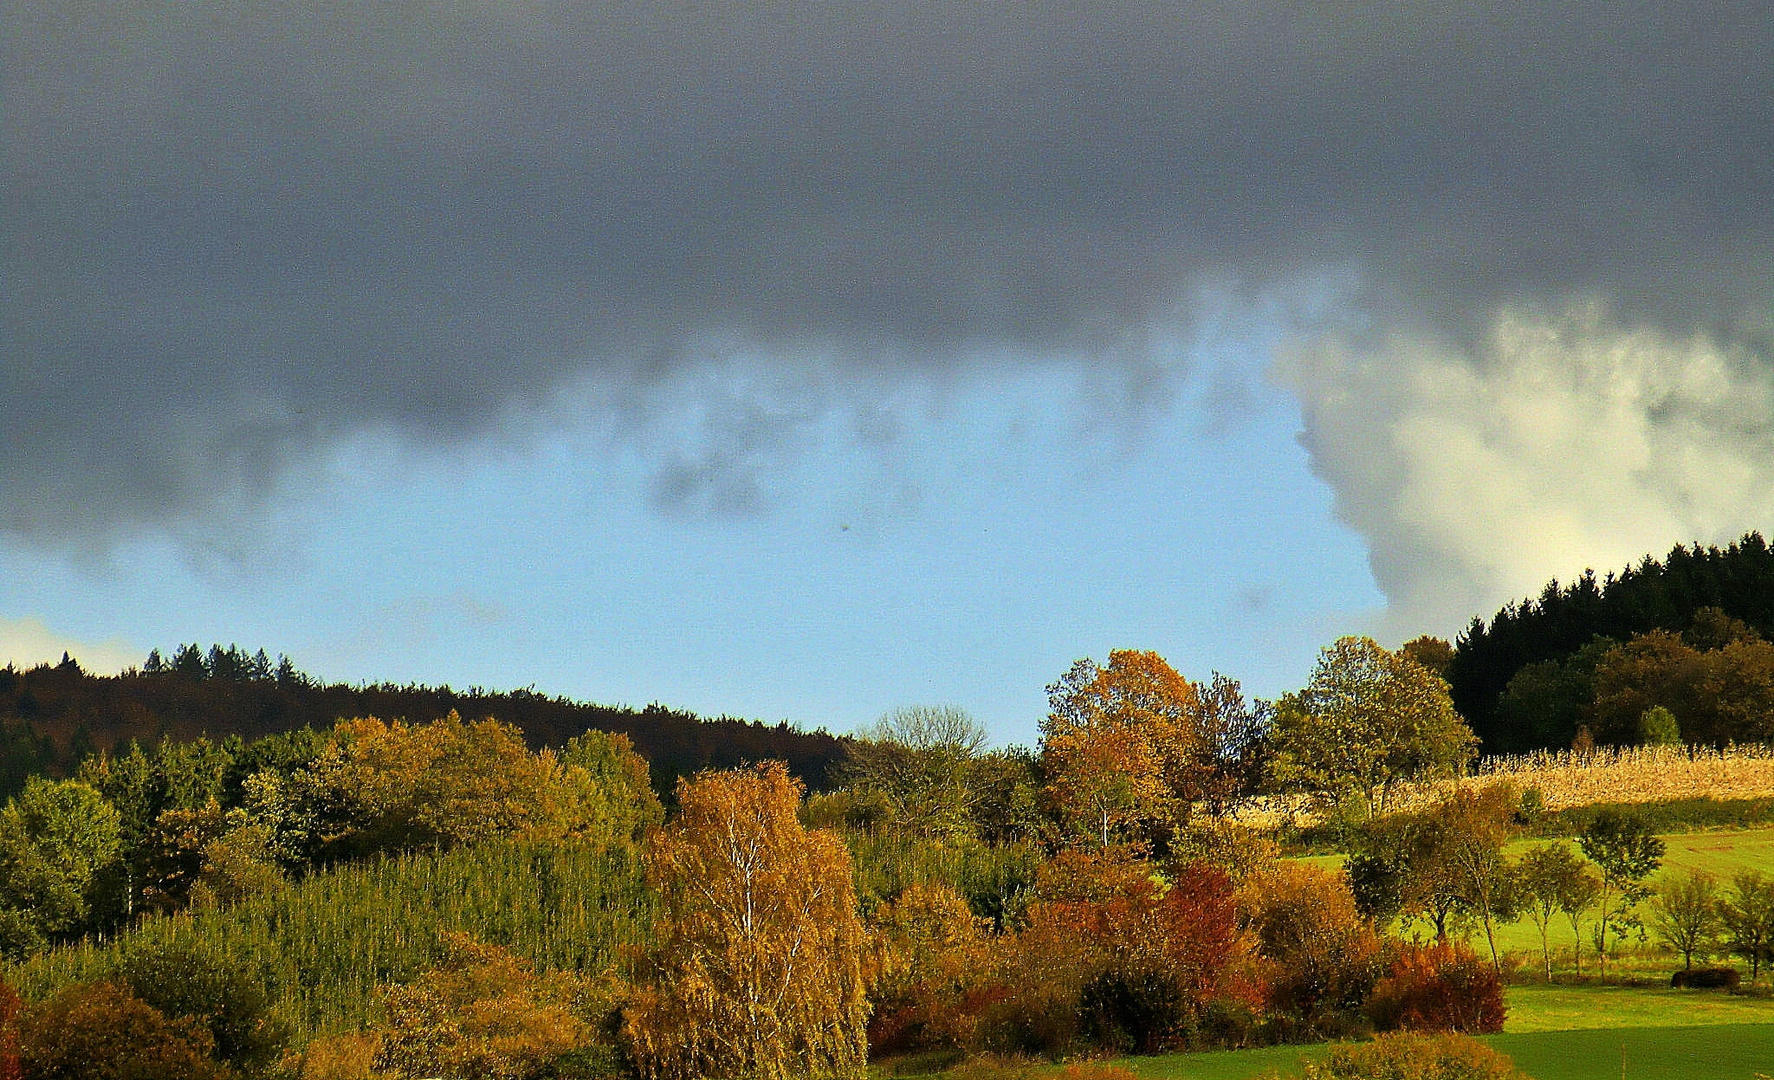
5;0;1771;542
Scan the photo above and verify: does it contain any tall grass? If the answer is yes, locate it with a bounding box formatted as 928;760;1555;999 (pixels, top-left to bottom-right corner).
4;839;653;1039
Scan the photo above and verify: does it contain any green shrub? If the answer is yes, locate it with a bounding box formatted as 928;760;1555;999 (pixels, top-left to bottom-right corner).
1533;796;1774;837
119;940;291;1071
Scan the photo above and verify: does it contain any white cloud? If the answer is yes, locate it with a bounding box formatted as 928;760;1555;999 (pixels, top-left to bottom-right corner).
1276;304;1774;639
0;617;139;674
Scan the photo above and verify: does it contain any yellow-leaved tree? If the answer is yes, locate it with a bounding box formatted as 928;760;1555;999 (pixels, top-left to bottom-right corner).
624;761;868;1080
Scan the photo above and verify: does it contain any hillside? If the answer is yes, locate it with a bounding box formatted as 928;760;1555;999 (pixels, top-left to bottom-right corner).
0;648;847;797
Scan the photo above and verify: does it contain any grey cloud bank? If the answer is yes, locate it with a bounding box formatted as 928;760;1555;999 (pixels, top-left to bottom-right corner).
6;1;1772;623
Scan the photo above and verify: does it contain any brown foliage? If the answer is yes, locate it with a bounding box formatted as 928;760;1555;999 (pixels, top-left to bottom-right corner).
0;981;18;1080
624;762;868;1080
987;851;1245;1055
867;883;1000;1054
1590;629;1774;745
280;1032;382;1080
14;981;233;1080
1365;941;1506;1035
1241;863;1381;1027
1041;651;1208;848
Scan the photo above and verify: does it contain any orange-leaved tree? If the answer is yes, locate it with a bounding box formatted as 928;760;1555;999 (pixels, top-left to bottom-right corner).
624;761;868;1080
1041;651;1207;848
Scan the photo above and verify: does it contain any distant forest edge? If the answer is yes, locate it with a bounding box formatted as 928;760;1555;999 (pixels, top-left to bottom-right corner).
1450;531;1774;753
0;646;846;800
5;529;1774;796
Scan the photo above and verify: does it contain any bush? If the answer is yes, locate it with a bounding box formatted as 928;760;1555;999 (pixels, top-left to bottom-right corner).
1077;970;1187;1054
118;940;290;1071
375;933;594;1080
1364;941;1505;1035
1299;1031;1529;1079
1671;966;1741;989
14;981;233;1080
866;882;1001;1055
1241;864;1382;1035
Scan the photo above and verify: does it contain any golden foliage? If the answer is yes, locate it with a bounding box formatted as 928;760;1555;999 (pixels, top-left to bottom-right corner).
375;932;591;1080
287;714;661;858
281;1033;383;1080
1240;862;1381;1021
624;762;868;1080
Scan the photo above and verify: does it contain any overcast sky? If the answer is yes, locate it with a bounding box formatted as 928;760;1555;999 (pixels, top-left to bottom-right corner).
5;1;1771;744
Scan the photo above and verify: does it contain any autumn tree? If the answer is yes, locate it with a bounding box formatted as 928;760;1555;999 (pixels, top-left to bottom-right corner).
1040;651;1208;848
1242;863;1382;1031
624;762;868;1080
14;982;231;1080
1268;637;1476;818
867;882;997;1054
1400;637;1454;679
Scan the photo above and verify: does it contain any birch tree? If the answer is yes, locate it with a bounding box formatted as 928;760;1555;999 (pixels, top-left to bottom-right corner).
625;762;868;1080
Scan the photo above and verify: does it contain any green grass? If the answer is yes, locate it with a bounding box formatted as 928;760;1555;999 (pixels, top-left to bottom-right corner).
1484;1024;1774;1080
1503;982;1774;1032
1080;1023;1774;1080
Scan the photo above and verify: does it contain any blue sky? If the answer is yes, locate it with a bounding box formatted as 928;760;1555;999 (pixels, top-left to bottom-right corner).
1;337;1387;747
6;1;1771;747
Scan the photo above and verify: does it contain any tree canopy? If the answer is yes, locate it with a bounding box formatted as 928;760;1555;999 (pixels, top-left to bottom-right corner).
1268;637;1476;817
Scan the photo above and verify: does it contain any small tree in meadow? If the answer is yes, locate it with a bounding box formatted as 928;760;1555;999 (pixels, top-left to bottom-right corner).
1721;870;1774;983
1578;810;1664;975
1649;870;1723;971
1513;843;1599;981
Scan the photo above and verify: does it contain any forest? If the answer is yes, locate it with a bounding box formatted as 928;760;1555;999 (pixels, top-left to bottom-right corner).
0;543;1773;1079
1449;531;1774;752
0;647;846;802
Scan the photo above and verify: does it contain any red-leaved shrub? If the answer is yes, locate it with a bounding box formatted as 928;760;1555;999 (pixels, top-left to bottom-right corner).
1365;940;1506;1035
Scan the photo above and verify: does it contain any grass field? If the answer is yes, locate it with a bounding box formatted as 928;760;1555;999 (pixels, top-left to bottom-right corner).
1097;1027;1774;1079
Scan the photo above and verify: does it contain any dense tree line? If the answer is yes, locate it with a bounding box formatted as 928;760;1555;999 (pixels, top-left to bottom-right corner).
1449;532;1774;751
0;646;847;800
